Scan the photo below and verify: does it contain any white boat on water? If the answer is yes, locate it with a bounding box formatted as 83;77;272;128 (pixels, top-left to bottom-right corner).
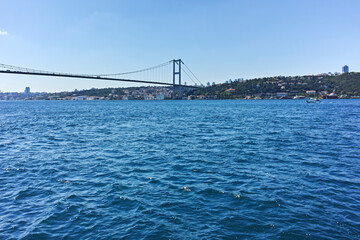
306;98;320;103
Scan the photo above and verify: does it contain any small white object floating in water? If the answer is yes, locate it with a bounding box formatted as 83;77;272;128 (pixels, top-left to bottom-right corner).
306;98;321;103
182;186;191;192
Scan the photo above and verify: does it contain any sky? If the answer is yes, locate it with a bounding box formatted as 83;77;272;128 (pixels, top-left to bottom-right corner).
0;0;359;92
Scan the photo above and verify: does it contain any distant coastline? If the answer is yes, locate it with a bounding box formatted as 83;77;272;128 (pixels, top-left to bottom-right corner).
1;72;359;101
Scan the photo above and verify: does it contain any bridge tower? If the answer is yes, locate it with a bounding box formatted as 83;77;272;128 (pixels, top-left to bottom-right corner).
172;59;182;100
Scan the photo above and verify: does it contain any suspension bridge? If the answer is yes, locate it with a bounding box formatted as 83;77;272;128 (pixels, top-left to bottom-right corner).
0;59;203;99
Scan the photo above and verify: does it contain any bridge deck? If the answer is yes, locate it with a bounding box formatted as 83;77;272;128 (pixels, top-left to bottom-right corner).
0;70;200;89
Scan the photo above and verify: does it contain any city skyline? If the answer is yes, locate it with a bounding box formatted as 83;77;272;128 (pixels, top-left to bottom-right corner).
1;0;360;92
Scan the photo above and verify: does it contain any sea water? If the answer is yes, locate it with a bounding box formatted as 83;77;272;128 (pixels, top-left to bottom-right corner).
1;100;360;239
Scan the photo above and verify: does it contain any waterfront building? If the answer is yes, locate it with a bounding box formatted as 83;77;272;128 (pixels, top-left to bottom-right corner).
342;65;349;73
144;95;155;100
87;96;100;100
76;96;87;100
156;94;165;100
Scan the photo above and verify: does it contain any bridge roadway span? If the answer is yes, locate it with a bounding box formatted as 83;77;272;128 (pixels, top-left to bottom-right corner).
0;70;199;89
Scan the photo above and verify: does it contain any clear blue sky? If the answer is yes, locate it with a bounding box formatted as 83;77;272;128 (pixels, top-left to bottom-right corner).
0;0;359;92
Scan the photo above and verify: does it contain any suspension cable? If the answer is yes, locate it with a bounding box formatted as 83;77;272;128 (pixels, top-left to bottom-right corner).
181;61;202;85
98;61;172;77
182;67;198;85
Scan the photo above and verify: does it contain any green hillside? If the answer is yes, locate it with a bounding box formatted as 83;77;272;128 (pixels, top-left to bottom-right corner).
192;72;360;99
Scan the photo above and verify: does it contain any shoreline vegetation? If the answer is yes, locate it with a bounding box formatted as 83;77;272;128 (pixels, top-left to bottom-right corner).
1;72;359;101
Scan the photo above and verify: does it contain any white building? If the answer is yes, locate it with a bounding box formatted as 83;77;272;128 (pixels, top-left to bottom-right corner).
144;95;155;100
306;90;316;95
76;96;87;100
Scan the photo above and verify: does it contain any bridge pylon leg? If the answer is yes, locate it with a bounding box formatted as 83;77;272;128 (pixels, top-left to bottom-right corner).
172;59;182;100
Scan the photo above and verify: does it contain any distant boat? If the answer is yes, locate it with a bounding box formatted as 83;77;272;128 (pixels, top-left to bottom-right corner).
322;90;338;99
306;98;320;103
293;95;306;99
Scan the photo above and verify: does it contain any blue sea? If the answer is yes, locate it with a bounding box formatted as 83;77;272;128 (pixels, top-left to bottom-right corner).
1;100;360;239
